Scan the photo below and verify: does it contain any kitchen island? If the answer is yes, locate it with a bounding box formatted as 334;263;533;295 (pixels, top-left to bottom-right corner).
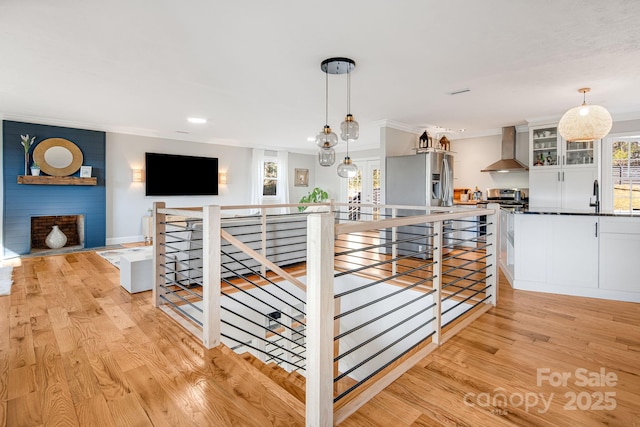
499;208;640;303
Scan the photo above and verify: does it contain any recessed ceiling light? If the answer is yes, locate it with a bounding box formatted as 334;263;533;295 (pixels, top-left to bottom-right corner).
458;128;466;132
307;137;315;142
187;117;207;124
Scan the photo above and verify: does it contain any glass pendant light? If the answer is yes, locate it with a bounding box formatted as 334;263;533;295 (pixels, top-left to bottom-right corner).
558;88;612;142
316;70;338;153
340;68;359;141
337;155;357;178
318;145;336;166
337;128;357;178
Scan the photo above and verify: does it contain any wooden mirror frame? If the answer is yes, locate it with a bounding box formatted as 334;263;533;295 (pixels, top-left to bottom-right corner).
33;138;83;177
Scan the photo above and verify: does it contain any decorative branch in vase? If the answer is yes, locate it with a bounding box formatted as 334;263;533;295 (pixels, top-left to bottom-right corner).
20;134;35;175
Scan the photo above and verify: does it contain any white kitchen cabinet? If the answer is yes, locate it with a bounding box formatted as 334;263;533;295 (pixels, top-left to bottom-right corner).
598;217;640;292
546;216;599;288
529;124;598;210
503;212;640;302
498;209;515;283
561;168;598;210
529;169;561;209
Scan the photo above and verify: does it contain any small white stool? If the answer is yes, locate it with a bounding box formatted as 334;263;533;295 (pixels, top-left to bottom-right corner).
120;252;153;293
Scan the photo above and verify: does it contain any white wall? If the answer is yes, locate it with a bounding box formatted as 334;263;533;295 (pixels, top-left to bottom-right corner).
450;132;529;195
288;152;317;206
107;133;252;243
106;133;316;244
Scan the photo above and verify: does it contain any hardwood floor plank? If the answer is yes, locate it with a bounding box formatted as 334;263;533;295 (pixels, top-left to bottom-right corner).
106;393;154;427
74;394;117;427
0;353;8;427
85;351;132;401
6;391;43;427
7;365;37;400
40;381;80;427
124;364;195;427
61;348;103;403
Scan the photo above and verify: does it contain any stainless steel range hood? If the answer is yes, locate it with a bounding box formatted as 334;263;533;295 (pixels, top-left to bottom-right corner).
481;126;529;172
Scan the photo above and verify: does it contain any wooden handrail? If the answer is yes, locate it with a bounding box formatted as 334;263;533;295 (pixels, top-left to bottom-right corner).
220;229;307;292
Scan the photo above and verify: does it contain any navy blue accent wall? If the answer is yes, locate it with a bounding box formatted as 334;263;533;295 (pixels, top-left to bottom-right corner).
3;120;106;257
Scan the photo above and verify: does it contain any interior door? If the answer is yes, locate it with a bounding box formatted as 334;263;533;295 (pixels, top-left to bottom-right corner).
346;159;381;221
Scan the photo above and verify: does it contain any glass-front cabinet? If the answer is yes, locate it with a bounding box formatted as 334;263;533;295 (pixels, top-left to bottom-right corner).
529;124;596;168
529;123;598;210
564;139;595;166
531;126;560;168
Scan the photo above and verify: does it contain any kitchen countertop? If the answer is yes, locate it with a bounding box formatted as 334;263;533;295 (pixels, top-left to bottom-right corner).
453;200;479;206
503;206;640;217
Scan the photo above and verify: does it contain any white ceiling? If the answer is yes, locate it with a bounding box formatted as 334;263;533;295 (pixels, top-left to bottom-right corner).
1;0;640;154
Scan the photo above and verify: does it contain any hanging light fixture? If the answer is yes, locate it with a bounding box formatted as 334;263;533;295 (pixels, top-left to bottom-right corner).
316;57;357;169
318;145;336;166
316;64;338;167
337;151;357;178
340;61;359;141
558;88;613;142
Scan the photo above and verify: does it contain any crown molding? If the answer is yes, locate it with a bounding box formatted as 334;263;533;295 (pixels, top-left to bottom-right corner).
611;111;640;122
375;119;422;134
454;128;502;140
0;112;258;149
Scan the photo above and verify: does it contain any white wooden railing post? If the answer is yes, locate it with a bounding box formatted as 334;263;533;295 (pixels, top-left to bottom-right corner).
306;212;335;427
260;207;267;277
202;205;221;349
152;202;166;308
485;204;499;306
432;220;443;345
391;208;397;276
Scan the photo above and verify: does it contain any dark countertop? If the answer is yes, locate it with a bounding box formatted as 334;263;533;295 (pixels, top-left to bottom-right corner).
502;206;640;217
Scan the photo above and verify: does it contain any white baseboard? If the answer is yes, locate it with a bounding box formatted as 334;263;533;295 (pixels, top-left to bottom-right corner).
107;235;144;245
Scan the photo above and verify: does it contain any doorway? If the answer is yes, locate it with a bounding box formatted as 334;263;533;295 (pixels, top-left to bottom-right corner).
344;159;381;221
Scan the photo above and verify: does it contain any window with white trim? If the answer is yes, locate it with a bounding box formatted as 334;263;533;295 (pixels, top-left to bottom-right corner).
607;136;640;212
262;160;278;196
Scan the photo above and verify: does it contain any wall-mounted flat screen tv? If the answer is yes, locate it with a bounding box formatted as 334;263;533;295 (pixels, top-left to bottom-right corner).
145;152;219;196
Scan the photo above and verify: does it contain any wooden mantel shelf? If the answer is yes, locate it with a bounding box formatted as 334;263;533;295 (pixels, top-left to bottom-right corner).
17;175;97;186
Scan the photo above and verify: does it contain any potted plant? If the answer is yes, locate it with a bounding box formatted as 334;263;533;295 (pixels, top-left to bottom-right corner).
30;160;41;176
298;187;329;212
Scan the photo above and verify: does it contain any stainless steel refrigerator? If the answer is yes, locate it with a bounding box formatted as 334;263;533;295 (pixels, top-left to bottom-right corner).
385;151;455;258
386;151;454;207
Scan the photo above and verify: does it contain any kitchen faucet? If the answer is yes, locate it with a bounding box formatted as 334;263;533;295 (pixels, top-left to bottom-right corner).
589;179;600;213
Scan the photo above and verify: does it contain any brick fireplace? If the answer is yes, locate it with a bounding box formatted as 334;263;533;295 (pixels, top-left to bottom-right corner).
30;215;84;252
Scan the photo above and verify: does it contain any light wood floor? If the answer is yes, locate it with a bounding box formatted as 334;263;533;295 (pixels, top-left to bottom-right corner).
2;250;639;426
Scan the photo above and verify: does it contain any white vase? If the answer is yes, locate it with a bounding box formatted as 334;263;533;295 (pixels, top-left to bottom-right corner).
31;167;40;176
45;225;67;249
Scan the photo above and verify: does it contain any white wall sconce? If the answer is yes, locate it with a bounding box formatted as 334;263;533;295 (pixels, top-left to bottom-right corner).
218;171;228;184
132;169;144;182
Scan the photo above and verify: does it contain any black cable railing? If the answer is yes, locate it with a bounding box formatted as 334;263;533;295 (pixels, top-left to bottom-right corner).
332;210;497;405
220;249;306;309
221;332;306;371
220;306;305;357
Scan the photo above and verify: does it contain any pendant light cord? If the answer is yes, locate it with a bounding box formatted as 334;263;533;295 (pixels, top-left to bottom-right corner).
347;69;351;115
325;70;329;126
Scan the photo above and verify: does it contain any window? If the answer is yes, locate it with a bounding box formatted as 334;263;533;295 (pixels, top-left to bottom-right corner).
262;161;278;196
610;137;640;212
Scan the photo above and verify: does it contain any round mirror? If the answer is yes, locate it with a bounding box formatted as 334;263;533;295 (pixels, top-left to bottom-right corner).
33;138;83;176
44;146;74;168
